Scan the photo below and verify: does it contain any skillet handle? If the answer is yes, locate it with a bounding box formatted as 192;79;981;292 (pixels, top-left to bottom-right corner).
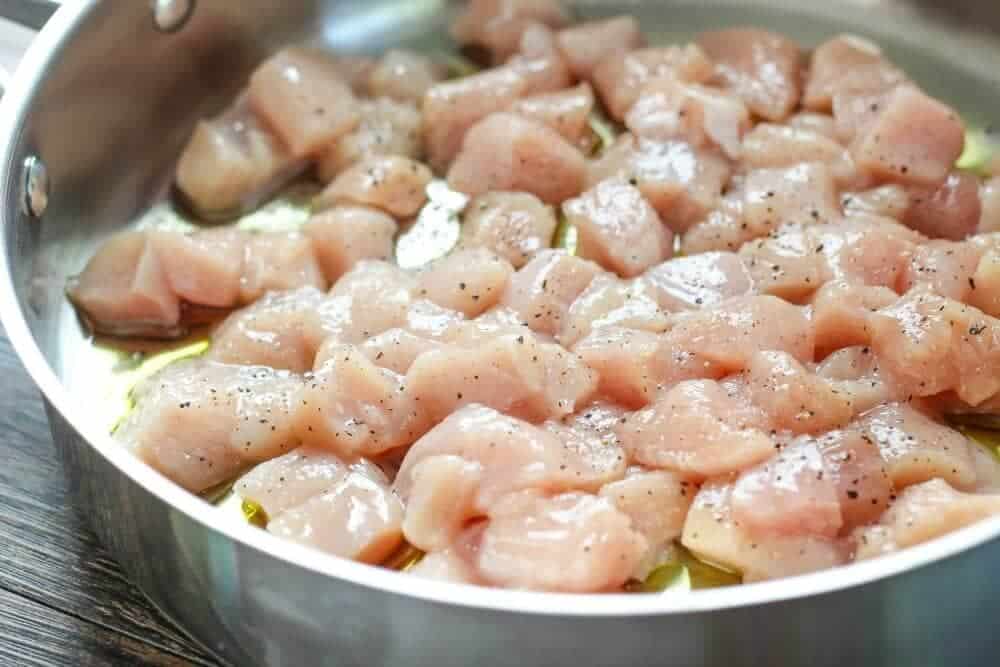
0;0;60;32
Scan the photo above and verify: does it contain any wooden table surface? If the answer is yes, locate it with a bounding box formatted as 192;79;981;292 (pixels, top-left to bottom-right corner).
0;327;218;666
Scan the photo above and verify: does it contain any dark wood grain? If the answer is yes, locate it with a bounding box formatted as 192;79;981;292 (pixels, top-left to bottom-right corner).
0;325;218;666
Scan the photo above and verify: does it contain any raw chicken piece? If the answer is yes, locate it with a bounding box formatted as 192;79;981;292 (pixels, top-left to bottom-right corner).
968;248;1000;318
302;206;398;284
409;550;481;585
447;113;587;205
854;402;977;490
395;404;618;509
416;247;514;317
327;260;417;339
679;188;750;254
850;84;965;187
681;480;843;581
68;231;181;338
299;342;422;457
899;240;982;302
316;98;423;182
476;490;646;592
731;438;843;538
742;163;841;238
815;345;894;416
116;360;304;492
315;155;433;218
268;468;404;564
903;171;982;241
440;307;529;346
240;232;326;303
563;178;673;278
978;176;1000;233
560;274;668;346
422;68;528;171
543;402;630;490
511;83;595;144
366;49;444;104
450;0;571;64
737;227;826;302
500;250;604;336
813;429;893;531
175;102;302;219
401;455;483;552
811;216;918;288
588;135;731;232
404;332;597;423
618;379;775;478
746;350;856;434
460;191;557;268
804;35;892;111
555;15;645;80
592;45;715;121
854;479;1000;560
697;28;803;121
842;185;911;221
740;123;857;187
625;77;750;160
810;281;896;356
870;288;1000;405
326;55;377;94
641;251;754;311
150;228;246;309
247;48;360;158
574;327;662;408
360;328;447;375
507;23;574;95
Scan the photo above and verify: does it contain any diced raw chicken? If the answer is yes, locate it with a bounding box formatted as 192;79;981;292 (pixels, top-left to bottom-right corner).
116;360;304;492
560;274;668;346
854;402;977;490
842;185;911;221
450;0;571;64
416;248;514;317
642;251;754;310
175;102;302;219
247;48;360;158
869;288;1000;405
299;342;421;458
968;248;1000;318
681;480;844;581
680;193;750;254
501;250;604;335
978;176;1000;233
448;113;588;205
626;77;750;160
810;281;896;356
240;232;326;303
812;429;893;531
599;467;692;566
804;34;891;111
731;438;843;538
423;68;528;171
746;350;856;434
738;227;825;302
507;23;574;96
656;296;815;383
543;402;630;490
268;468;404;564
409;550;481;585
787;112;840;140
476;490;646;592
359;328;447;375
850;84;965;187
618;379;775;478
324;55;377;94
511;83;595;144
404;332;597;423
316;98;422;182
327;260;417;339
563;178;672;277
742;163;841;238
903;171;982;240
555;15;645;80
401;455;483;552
149;228;246;309
740;123;858;186
854;479;1000;560
315;155;433;218
815;345;894;416
811;216;919;288
899;240;982;302
68;231;182;338
592;45;715;121
395;404;618;509
366;49;444;104
588;135;731;232
697;28;802;121
574;327;662;408
440;307;528;346
460;191;557;268
302;206;398;284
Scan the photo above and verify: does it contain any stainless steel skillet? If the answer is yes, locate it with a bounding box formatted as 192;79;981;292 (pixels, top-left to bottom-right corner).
3;1;1000;665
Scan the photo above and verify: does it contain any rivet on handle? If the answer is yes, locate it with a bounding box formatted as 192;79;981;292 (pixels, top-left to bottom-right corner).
21;156;48;219
152;0;195;33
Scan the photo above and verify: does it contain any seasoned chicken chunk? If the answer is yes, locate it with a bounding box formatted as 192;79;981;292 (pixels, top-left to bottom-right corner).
641;251;754;311
450;0;571;64
903;171;982;241
460;191;557;268
302;206;398;284
416;247;514;317
500;250;604;336
239;232;325;303
316;98;422;182
511;83;596;145
804;34;894;111
555;15;645;80
150;229;246;309
315;155;433;218
366;49;444;104
574;327;662;408
561;274;668;346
